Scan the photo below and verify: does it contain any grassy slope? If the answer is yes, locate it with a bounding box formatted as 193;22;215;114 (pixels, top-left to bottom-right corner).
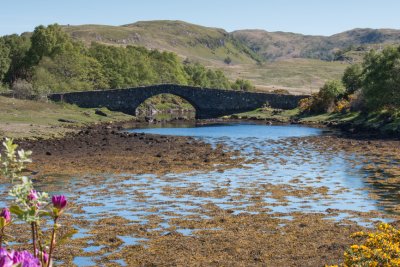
62;20;352;93
64;20;259;65
0;96;133;139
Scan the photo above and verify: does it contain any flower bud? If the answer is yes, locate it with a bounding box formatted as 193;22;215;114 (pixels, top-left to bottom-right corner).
0;208;11;224
51;195;67;210
27;189;38;201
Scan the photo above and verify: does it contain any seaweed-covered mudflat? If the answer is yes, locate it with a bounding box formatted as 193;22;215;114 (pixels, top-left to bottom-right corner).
3;123;400;266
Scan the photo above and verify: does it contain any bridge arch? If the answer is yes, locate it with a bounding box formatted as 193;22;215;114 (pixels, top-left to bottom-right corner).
134;93;198;118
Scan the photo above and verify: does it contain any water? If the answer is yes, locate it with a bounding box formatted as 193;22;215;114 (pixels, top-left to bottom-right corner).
1;123;395;266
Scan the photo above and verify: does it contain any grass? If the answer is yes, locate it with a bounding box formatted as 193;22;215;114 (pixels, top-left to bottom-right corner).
215;58;348;94
0;96;134;139
233;106;400;136
63;21;349;94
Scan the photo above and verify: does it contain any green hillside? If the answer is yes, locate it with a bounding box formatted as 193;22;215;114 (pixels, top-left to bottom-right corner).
45;21;400;92
63;20;261;65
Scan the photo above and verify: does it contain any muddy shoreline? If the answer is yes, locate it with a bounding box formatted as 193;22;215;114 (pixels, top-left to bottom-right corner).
17;120;245;176
5;120;400;266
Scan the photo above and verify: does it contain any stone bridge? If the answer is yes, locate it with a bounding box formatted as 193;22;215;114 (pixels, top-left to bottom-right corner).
49;84;307;119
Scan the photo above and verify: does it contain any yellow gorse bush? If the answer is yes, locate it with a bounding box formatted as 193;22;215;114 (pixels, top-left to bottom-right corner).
328;223;400;267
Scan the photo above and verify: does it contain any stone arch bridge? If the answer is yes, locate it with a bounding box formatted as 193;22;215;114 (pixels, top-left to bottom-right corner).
49;84;307;119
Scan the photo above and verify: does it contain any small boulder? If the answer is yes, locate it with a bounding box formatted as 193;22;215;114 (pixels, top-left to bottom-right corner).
95;109;108;117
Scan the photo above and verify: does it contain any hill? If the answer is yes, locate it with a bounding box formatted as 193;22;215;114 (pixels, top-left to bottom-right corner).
232;28;400;61
63;20;261;65
58;21;400;92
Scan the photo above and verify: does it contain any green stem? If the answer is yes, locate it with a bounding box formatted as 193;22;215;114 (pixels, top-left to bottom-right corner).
47;217;58;267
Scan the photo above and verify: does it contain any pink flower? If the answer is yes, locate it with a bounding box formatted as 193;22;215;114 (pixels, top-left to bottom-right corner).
27;189;38;201
51;195;67;210
0;208;11;224
0;248;40;267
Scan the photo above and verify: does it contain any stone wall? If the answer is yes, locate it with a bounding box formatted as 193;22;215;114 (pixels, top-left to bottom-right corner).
49;84;308;119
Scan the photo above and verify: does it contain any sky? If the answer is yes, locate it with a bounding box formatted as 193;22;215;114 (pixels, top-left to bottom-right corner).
1;0;400;36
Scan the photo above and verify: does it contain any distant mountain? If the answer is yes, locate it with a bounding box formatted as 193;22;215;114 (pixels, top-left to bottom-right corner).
232;28;400;61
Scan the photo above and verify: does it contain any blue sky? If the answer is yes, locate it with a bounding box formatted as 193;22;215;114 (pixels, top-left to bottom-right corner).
1;0;399;36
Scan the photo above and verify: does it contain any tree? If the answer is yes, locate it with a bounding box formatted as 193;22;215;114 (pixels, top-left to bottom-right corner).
342;64;363;94
25;24;73;68
32;50;108;93
1;34;30;83
362;46;400;110
0;38;11;82
319;80;345;100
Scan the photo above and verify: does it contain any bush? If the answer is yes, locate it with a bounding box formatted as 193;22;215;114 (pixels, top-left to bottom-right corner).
11;79;33;99
299;80;345;114
0;83;9;93
335;223;400;266
342;64;363;95
224;56;232;65
0;138;69;266
362;46;400;111
231;79;255;91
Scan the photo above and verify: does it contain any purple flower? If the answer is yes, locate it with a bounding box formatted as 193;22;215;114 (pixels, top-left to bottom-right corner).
0;248;40;267
0;208;11;224
51;195;67;210
27;189;38;201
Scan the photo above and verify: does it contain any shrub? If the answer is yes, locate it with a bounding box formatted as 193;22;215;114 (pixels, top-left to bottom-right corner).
300;80;345;114
224;56;232;65
334;98;350;113
0;138;69;266
298;96;314;113
11;79;33;99
231;79;255;91
342;64;363;95
331;223;400;266
362;46;400;111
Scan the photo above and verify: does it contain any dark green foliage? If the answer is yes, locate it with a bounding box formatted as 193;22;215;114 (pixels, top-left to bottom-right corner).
183;62;230;89
301;80;345;113
0;34;30;83
362;46;400;110
0;38;11;81
32;49;108;92
342;64;363;94
25;24;74;67
224;56;232;64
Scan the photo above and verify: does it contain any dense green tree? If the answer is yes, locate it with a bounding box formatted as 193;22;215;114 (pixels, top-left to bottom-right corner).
25;24;73;67
342;63;363;94
149;50;188;85
362;46;400;110
319;80;345;101
89;43;157;88
32;50;108;92
184;62;230;89
0;38;11;81
1;34;30;83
